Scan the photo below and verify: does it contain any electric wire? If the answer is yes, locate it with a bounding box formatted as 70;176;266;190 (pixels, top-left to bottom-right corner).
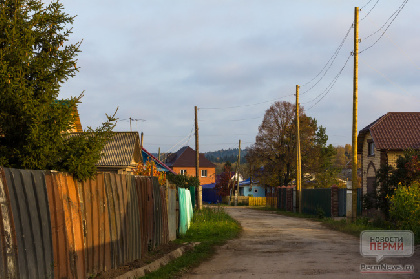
365;17;420;70
360;0;409;54
305;54;353;111
199;93;295;110
360;0;374;10
160;125;194;161
199;116;263;122
300;24;353;95
360;0;380;21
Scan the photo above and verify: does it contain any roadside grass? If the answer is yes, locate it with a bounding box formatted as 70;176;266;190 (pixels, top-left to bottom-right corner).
142;206;241;279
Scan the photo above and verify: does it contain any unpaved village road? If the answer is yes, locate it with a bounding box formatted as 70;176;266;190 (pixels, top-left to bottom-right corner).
182;207;419;279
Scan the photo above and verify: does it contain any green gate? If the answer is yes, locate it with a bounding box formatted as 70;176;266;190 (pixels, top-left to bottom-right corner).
302;188;331;217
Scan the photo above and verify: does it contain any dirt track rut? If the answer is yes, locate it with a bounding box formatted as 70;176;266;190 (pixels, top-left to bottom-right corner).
182;207;419;279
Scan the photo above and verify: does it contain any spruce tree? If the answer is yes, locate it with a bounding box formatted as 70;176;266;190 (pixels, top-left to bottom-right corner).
0;0;115;179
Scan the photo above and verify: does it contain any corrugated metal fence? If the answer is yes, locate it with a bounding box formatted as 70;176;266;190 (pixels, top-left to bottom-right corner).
0;167;181;279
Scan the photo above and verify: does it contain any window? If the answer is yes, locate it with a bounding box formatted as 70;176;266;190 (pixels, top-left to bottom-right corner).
180;169;187;175
254;189;258;193
368;141;375;156
201;170;207;177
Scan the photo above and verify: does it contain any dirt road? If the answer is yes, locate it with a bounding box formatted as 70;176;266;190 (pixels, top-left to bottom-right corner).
183;207;419;279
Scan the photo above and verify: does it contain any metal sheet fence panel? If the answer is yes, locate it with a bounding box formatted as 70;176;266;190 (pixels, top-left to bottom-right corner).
126;175;141;262
152;177;163;249
119;175;129;264
302;188;332;217
135;177;146;257
160;187;169;244
0;170;172;278
45;172;69;278
338;188;347;217
80;173;112;274
65;174;86;278
98;173;112;271
104;173;118;268
2;168;54;278
168;189;177;241
31;170;54;278
146;178;154;251
0;168;19;279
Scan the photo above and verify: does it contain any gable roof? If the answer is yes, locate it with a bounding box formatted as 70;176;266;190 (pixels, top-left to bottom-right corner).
165;146;216;168
358;112;420;152
141;147;176;174
97;132;141;166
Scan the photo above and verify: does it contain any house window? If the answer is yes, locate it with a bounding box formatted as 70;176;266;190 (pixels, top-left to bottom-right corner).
368;141;375;156
201;170;207;177
254;189;258;193
180;169;187;175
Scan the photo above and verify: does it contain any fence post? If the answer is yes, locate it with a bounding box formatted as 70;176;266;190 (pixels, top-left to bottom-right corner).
331;185;339;217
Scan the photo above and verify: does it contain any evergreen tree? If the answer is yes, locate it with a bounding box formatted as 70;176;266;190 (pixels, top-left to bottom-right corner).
0;0;115;179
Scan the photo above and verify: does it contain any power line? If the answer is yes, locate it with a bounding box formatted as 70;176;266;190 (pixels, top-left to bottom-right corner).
365;17;420;70
360;0;409;54
306;54;353;111
301;24;353;95
199;93;295;110
360;0;380;21
199;116;263;122
361;0;375;10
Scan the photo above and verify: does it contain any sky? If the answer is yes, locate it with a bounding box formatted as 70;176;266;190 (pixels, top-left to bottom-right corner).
55;0;420;153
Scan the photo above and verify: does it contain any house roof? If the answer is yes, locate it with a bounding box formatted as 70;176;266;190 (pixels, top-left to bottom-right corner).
96;132;141;166
141;147;176;174
358;112;420;152
165;146;216;168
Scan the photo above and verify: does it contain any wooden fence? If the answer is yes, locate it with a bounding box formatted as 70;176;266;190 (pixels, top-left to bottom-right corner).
0;167;180;279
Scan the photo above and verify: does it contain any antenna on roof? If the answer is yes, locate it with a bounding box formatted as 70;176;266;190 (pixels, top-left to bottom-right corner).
119;118;146;131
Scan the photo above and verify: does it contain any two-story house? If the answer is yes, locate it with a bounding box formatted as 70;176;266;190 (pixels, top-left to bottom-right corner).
164;146;216;185
357;112;420;196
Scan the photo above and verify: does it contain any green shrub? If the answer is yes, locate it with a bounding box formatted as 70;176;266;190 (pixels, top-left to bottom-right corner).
389;182;420;239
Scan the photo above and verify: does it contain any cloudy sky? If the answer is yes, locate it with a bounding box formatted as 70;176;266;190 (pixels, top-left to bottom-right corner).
56;0;420;153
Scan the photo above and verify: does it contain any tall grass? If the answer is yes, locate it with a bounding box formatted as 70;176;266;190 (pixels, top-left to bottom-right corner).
143;206;241;279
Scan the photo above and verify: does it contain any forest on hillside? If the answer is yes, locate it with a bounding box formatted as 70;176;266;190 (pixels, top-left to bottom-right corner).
205;148;248;164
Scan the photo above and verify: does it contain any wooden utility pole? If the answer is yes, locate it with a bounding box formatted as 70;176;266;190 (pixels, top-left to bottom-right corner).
296;85;302;213
235;140;241;206
350;7;359;221
158;147;161;161
195;106;202;209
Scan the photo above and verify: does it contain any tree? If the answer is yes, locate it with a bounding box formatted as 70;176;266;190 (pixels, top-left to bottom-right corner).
368;149;420;219
167;172;200;189
0;0;115;180
214;162;235;197
247;101;335;187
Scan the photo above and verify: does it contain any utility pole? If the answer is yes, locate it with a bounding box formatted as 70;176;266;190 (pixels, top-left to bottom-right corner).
350;7;359;221
296;85;302;213
235;140;241;206
158;147;161;161
195;106;202;210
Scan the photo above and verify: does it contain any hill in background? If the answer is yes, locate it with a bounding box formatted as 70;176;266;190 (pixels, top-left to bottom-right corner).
204;148;248;164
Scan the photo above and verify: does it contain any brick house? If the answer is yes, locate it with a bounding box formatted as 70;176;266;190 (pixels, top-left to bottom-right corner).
164;146;216;185
357;112;420;196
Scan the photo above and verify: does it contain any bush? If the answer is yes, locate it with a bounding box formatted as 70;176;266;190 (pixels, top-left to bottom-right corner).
389;181;420;239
